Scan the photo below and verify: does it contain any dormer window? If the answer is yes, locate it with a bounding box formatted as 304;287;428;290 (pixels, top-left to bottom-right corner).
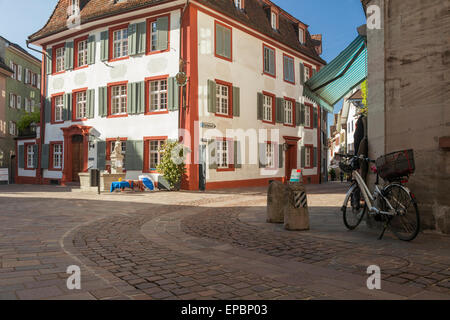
271;11;278;30
70;0;80;16
299;28;305;44
235;0;244;10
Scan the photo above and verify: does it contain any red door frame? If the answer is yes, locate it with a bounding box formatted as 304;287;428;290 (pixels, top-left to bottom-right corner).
284;136;301;181
60;125;92;185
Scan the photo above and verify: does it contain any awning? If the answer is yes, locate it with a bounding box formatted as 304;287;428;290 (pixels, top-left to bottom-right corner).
304;35;367;113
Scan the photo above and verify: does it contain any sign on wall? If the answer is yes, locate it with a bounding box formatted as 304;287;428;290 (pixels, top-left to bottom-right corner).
290;169;303;183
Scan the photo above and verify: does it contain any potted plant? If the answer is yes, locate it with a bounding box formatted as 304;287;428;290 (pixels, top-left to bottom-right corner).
156;140;189;191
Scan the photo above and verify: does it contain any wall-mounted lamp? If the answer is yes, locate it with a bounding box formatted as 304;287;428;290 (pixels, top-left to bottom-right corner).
283;143;289;151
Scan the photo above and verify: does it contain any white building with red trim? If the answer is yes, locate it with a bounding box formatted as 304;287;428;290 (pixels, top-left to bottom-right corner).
19;0;328;190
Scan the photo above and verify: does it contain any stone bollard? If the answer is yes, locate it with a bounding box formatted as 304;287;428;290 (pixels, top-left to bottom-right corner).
267;180;289;223
284;182;310;231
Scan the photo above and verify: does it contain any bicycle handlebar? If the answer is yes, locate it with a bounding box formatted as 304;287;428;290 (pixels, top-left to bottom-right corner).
335;153;376;163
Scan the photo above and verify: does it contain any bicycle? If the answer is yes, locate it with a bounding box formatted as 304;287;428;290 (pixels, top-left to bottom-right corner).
336;150;420;241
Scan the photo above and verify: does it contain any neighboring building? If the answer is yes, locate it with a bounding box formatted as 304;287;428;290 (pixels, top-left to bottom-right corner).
345;89;362;155
362;0;450;233
23;0;327;189
0;36;41;183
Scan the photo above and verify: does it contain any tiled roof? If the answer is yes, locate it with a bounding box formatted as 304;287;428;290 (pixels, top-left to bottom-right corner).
29;0;325;64
347;89;362;101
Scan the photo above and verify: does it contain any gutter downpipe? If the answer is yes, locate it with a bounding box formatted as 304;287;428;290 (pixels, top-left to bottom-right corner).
178;0;190;140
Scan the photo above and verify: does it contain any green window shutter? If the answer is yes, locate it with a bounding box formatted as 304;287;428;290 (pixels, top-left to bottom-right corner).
215;24;224;57
301;146;305;168
136;22;147;54
300;63;305;85
46;48;52;75
97;141;106;170
65;41;74;70
18;145;25;168
87;89;95;119
98;86;107;117
156;16;169;51
32;145;38;169
296;102;301;126
127;82;136;114
300;103;305;126
125;140;143;171
276;97;284;123
232;86;240;117
45;98;51;123
257;92;263;120
137;81;145;113
63;93;72;121
41;144;49;169
208;139;218;169
168;77;179;111
269;49;275;75
100;31;109;61
259;143;267;168
87;35;96;65
234;141;242;169
313;147;317;167
207;80;216;113
223;27;231;59
128;24;137;56
313;107;318;128
279;144;284;169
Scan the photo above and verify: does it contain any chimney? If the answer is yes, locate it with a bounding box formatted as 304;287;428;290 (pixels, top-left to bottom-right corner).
311;34;323;55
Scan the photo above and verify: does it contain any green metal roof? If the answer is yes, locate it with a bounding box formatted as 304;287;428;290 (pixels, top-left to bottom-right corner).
304;35;367;113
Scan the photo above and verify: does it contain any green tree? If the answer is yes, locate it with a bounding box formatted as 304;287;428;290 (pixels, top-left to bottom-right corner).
156;140;189;190
17;111;40;134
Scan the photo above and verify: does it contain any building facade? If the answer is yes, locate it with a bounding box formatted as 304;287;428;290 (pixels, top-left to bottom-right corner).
0;37;41;183
23;0;327;190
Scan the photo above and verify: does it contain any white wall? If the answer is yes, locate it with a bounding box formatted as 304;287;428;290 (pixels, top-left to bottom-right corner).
196;10;320;182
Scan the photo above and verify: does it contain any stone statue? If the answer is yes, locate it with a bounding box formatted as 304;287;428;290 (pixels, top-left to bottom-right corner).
110;137;124;174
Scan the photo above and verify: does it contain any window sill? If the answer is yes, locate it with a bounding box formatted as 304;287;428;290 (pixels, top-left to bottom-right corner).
215;113;233;119
52;71;65;76
51;120;65;125
304;125;314;130
143;169;159;174
214;54;232;62
146;49;170;56
48;168;62;172
217;167;235;172
145;110;169;115
263;71;276;79
107;114;128;118
262;120;275;125
283;123;295;128
72;118;88;122
73;65;89;71
108;56;129;63
283;79;295;85
23;167;36;171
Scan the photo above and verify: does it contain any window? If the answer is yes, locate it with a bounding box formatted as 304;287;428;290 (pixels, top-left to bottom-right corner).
304;63;313;82
148;79;168;112
25;98;30;112
271;12;277;29
149;21;158;52
216;139;235;170
31;100;35;113
112;27;128;59
215;22;232;61
9;121;16;136
148;139;165;171
17;96;21;109
9;93;16;108
305;104;312;128
70;0;80;15
299;28;305;44
263;45;275;77
10;62;17;80
266;143;275;168
305;146;313;168
283;54;295;84
26;144;34;169
32;73;38;87
216;83;230;116
235;0;243;9
27;70;32;85
284;99;294;126
53;95;64;123
54;45;65;73
110;84;127;115
52;143;63;169
75;37;88;68
74;91;87;120
263;94;274;123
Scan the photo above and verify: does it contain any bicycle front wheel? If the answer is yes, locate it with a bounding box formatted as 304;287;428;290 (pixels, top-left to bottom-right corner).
343;185;367;230
383;184;420;241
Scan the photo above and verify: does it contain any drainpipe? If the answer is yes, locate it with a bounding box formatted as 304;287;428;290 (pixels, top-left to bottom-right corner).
178;0;190;138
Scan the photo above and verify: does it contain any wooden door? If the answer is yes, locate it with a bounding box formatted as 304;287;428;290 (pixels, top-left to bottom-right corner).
71;135;83;182
285;144;298;181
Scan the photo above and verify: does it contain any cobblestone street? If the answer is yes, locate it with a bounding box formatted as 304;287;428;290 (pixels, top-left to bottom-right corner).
0;183;449;300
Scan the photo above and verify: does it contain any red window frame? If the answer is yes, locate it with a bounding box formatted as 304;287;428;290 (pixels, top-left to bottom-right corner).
74;35;89;70
49;141;64;171
51;92;65;124
261;91;276;125
214;79;233;119
235;0;245;10
23;142;36;170
52;43;66;75
304;144;314;169
143;136;168;173
215;137;235;172
262;44;276;78
72;87;88;121
146;14;171;55
283;53;295;85
145;75;169;115
303;62;313;82
109;23;130;62
214;20;233;62
106;137;128;173
304;103;314;129
107;81;128;118
270;10;279;30
283;97;296;128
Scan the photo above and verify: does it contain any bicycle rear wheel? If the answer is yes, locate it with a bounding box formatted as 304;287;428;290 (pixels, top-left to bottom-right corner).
343;185;367;230
383;184;420;241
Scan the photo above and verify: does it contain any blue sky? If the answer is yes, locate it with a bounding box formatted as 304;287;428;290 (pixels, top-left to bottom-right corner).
0;0;366;122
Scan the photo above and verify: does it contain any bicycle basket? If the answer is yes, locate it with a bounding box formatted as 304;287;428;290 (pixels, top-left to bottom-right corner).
375;149;415;181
